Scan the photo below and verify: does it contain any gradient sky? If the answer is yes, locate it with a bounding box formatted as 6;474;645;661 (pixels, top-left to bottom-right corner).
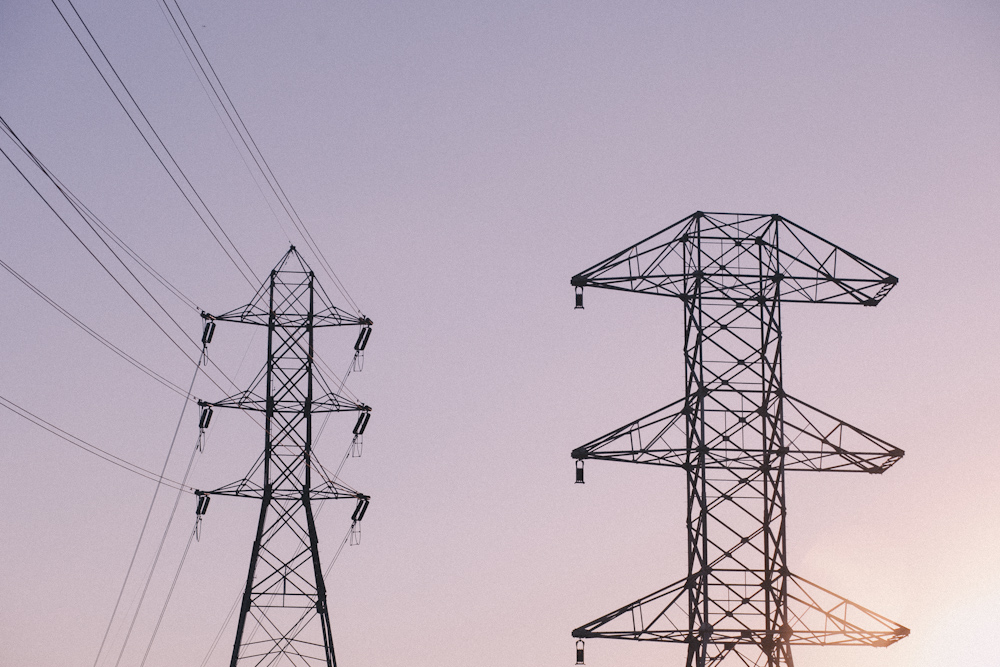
1;1;999;666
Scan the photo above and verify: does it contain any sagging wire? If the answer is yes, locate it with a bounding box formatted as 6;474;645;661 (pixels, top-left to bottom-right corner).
0;121;206;375
152;0;294;248
154;0;361;315
0;394;191;492
95;327;217;667
0;115;261;416
91;349;203;667
108;355;208;667
137;516;199;667
49;0;259;289
0;118;200;315
0;256;190;400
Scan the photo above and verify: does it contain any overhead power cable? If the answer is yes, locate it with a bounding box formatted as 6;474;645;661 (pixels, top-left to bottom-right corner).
138;520;199;667
51;180;200;312
49;0;258;289
111;428;203;667
156;0;362;315
0;257;190;399
0;113;199;320
0;120;203;370
46;0;366;401
0;115;266;413
92;357;202;667
0;393;191;492
154;3;370;390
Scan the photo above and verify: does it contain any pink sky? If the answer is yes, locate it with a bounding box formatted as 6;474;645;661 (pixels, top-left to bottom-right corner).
1;1;998;666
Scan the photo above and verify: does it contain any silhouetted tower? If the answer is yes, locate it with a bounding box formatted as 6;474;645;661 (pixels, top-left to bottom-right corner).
200;247;372;667
570;213;908;667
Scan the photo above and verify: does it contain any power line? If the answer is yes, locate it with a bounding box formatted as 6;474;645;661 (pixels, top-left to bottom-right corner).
0;123;205;371
46;0;368;402
12;7;370;662
0;256;190;399
92;359;201;667
138;520;198;667
157;0;362;315
0;394;192;492
52;181;201;313
111;434;202;667
6;8;326;423
49;0;259;289
0;115;268;416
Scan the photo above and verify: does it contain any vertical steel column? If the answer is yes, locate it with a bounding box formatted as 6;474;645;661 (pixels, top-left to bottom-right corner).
228;267;339;667
681;225;790;665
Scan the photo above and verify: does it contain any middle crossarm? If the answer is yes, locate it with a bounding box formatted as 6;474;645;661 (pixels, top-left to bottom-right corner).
572;396;903;473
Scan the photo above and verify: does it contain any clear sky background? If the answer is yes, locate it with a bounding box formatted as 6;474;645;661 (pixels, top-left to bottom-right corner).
1;1;998;666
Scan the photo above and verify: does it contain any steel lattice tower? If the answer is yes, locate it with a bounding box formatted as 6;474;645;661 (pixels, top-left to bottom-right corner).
201;247;372;667
570;212;909;667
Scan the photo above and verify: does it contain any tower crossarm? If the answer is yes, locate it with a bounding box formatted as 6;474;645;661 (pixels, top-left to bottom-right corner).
209;303;368;328
572;576;690;642
571;212;897;306
206;480;366;501
205;247;370;328
785;574;910;647
570;572;909;649
571;397;688;467
769;218;897;305
571;393;904;473
204;391;368;413
783;395;904;473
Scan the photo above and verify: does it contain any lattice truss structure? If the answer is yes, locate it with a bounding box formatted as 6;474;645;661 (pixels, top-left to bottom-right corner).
570;212;909;667
203;248;372;667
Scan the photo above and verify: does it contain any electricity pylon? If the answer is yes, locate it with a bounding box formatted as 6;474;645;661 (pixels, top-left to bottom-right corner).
201;247;372;667
570;212;908;667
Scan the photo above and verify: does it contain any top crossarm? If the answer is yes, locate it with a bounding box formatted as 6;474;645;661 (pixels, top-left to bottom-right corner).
210;296;365;328
207;476;366;501
570;212;699;298
207;246;369;327
571;212;897;306
773;216;897;305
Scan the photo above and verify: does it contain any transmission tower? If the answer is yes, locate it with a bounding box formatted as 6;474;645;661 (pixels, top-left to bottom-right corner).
200;247;373;667
569;212;909;667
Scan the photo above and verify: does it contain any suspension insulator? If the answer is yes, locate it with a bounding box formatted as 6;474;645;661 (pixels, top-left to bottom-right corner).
354;324;372;351
575;286;584;309
576;640;585;664
353;410;371;435
199;405;214;430
352;496;370;522
575;459;585;484
201;320;216;345
350;522;362;546
196;493;211;516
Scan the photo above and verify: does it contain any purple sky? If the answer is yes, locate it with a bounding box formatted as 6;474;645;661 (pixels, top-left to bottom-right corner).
1;1;999;666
